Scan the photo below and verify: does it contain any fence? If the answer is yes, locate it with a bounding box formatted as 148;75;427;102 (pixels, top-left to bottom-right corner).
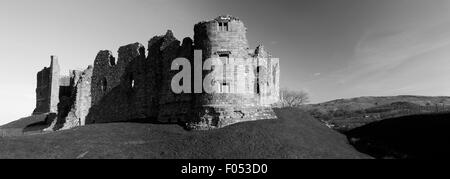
0;128;25;137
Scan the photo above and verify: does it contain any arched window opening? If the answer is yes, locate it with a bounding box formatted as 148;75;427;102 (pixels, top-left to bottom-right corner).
256;66;261;94
273;65;278;86
109;55;116;66
109;56;116;66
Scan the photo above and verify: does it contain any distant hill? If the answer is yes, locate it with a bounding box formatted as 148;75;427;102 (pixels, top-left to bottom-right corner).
0;108;369;159
309;95;450;111
303;95;450;131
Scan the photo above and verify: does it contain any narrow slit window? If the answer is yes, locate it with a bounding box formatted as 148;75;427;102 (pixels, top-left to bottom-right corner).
256;67;261;94
222;81;230;93
219;53;229;92
101;78;107;92
224;22;229;31
273;65;277;86
219;22;223;31
129;74;135;89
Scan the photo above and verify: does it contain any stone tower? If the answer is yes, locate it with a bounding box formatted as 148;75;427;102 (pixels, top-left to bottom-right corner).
189;15;279;129
33;56;60;114
194;15;250;60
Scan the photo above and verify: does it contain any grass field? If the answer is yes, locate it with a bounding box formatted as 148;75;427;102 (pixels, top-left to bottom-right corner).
0;108;369;159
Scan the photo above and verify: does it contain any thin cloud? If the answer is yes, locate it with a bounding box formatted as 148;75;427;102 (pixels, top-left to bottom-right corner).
342;20;450;84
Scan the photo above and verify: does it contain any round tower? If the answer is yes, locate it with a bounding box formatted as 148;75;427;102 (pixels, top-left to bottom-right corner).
194;15;257;106
190;15;275;130
194;15;250;59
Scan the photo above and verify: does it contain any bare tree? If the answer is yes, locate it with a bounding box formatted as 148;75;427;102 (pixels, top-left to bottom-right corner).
280;88;310;107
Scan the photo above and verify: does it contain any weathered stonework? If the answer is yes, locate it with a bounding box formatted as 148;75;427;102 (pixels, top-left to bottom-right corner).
33;15;280;131
61;67;93;129
189;15;280;129
33;56;60;115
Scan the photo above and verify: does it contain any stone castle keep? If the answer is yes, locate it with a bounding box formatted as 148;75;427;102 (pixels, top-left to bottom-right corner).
32;15;280;130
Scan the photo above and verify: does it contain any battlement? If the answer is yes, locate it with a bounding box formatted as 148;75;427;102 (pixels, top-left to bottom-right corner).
33;16;280;131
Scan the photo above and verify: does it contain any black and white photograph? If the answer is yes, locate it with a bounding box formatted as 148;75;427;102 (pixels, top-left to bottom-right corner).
0;0;449;174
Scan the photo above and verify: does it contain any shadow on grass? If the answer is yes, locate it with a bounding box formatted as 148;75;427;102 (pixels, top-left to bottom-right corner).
21;113;56;134
23;121;50;133
345;112;450;159
0;107;369;159
91;117;191;130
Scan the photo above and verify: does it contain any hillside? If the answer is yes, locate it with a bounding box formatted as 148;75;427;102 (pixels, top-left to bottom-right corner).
0;114;48;129
0;114;54;137
0;108;369;159
346;112;450;159
303;95;450;131
313;95;450;108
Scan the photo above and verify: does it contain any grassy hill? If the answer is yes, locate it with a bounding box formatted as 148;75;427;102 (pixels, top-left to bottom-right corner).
0;114;48;129
345;112;450;159
312;95;450;109
0;108;369;159
0;114;53;137
303;95;450;131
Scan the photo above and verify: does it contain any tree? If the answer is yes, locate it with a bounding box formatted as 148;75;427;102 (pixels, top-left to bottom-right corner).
280;88;310;107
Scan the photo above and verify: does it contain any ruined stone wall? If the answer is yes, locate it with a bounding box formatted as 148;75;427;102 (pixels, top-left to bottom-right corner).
154;31;194;123
33;67;51;114
45;67;94;131
34;15;280;131
87;43;150;124
61;66;93;129
253;45;280;106
33;56;60;115
49;56;60;113
87;31;195;125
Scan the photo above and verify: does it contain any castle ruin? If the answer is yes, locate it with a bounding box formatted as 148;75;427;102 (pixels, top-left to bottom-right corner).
33;15;280;130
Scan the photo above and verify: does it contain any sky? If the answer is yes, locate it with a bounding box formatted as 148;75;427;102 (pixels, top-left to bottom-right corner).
1;0;450;125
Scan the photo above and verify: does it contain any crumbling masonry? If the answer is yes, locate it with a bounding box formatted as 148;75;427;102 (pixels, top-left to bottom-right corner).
33;15;280;130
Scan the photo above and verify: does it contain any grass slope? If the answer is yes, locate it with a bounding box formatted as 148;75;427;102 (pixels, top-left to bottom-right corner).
346;112;450;159
0;114;48;129
0;108;369;159
0;114;50;137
